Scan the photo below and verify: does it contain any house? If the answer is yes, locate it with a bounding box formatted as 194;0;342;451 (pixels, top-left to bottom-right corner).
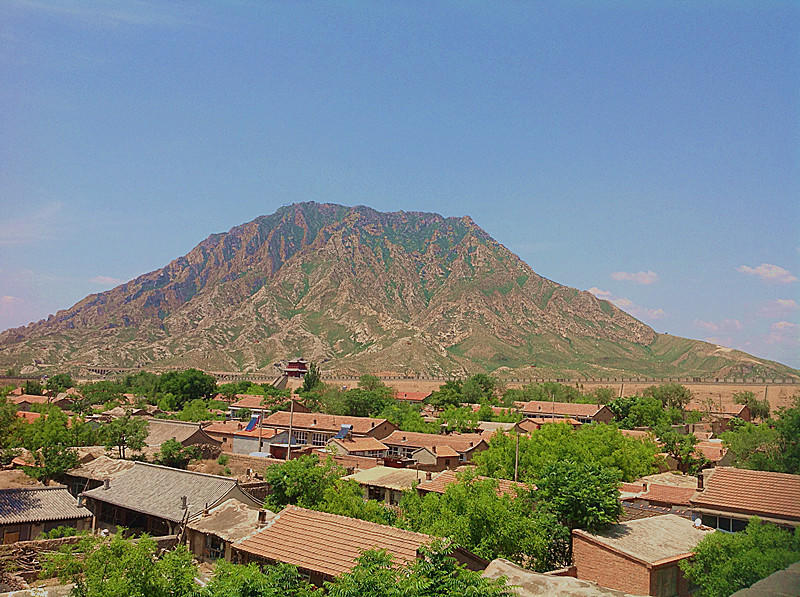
15;411;42;424
482;558;643;597
690;467;800;530
573;514;713;597
522;401;612;424
202;420;245;452
185;500;274;562
326;436;388;458
231;426;284;456
416;469;530;498
693;439;733;467
144;419;222;454
475;421;520;435
619;482;694;520
394;391;429;403
281;358;309;378
233;505;487;586
80;461;262;536
344;466;424;505
10;394;74;412
382;431;488;469
227;395;311;419
260;412;397;447
0;487;93;543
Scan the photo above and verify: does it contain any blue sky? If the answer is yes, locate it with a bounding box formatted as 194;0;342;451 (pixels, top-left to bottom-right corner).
1;1;798;367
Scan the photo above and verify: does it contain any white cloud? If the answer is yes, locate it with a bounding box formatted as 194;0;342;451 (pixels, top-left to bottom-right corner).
765;321;800;346
759;299;800;317
737;263;797;284
694;319;743;333
1;296;20;305
610;270;659;285
588;287;612;298
611;297;665;320
771;321;799;331
90;275;123;286
0;201;64;246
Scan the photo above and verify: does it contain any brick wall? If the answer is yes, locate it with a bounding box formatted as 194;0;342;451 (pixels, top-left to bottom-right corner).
573;534;651;596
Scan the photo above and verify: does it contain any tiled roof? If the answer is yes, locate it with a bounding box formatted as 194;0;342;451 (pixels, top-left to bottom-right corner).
417;470;528;497
144;419;220;446
394;392;429;402
619;429;653;439
519;418;581;431
0;487;92;524
235;505;434;577
345;466;424;491
202;420;245;435
11;394;49;405
476;421;518;433
522;401;604;417
262;412;390;435
233;427;279;439
690;467;800;522
82;462;260;523
328;437;388;453
694;440;728;462
231;395;269;409
16;411;42;424
382;431;486;453
573;514;712;565
639;484;695;506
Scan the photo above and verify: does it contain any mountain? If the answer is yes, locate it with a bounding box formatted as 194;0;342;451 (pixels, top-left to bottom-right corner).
1;203;796;379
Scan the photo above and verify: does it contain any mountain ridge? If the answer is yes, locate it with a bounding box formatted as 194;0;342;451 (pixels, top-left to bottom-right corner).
1;202;796;380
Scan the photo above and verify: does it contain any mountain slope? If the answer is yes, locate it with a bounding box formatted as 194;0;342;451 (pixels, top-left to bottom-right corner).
0;203;796;379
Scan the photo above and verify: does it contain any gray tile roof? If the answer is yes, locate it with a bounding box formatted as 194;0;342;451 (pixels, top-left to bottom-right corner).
81;462;259;523
0;487;93;525
144;419;220;447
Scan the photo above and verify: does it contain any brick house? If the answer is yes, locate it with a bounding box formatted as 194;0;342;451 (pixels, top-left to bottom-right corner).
690;467;800;530
0;487;93;543
573;514;712;597
345;466;424;505
259;412;397;448
233;505;487;586
521;401;613;424
381;431;488;469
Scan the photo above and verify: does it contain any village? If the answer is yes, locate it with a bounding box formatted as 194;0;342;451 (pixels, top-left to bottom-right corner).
0;362;798;597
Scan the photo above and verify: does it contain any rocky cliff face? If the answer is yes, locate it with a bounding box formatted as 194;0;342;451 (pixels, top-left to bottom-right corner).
0;203;795;379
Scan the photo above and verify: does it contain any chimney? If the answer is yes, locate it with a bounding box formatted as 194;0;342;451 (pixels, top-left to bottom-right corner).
77;495;85;507
258;510;268;527
181;495;188;510
202;502;209;517
103;478;110;490
371;422;375;428
425;471;432;481
432;446;437;453
642;482;647;492
696;473;704;491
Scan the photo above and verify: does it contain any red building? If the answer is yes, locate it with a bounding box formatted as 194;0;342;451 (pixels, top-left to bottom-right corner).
282;359;309;378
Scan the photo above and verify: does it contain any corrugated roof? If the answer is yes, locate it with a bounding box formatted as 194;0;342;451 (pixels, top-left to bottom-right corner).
235;505;433;577
690;467;800;521
345;466;423;491
82;462;258;523
573;514;712;565
417;470;529;497
262;412;390;435
382;431;486;453
0;487;92;524
522;401;605;417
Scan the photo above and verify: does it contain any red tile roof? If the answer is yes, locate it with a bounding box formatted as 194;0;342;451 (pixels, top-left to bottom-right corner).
382;431;486;454
235;505;434;577
11;394;49;405
640;484;696;507
16;411;42;423
262;412;391;435
231;395;270;409
417;469;529;497
694;440;728;463
620;429;654;439
690;467;800;522
203;420;245;435
394;392;429;402
522;400;605;417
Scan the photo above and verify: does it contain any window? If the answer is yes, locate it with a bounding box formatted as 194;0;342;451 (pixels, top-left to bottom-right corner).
701;514;717;529
292;431;308;445
731;518;748;532
312;432;329;447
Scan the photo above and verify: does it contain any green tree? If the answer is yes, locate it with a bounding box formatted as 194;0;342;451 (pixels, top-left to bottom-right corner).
44;533;198;597
23;443;79;485
263;455;345;511
217;380;252;400
462;374;498;404
203;560;320;597
643;383;692;411
680;517;800;597
320;479;396;525
0;395;22;464
533;461;621;533
80;381;126;409
158;369;217;409
301;362;322;393
773;396;800;473
379;402;437;433
721;419;782;471
733;391;771;421
326;541;512;597
24;379;43;395
660;430;707;474
154;438;200;470
102;413;149;459
474;423;659;482
46;373;75;394
427;380;464;409
175;398;224;421
342;388;392;418
438;405;479;433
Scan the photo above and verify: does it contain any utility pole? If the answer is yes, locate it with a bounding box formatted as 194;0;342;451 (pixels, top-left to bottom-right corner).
286;398;294;462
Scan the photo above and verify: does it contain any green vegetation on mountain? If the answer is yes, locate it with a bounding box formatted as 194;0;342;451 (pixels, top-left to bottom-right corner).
1;202;796;380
